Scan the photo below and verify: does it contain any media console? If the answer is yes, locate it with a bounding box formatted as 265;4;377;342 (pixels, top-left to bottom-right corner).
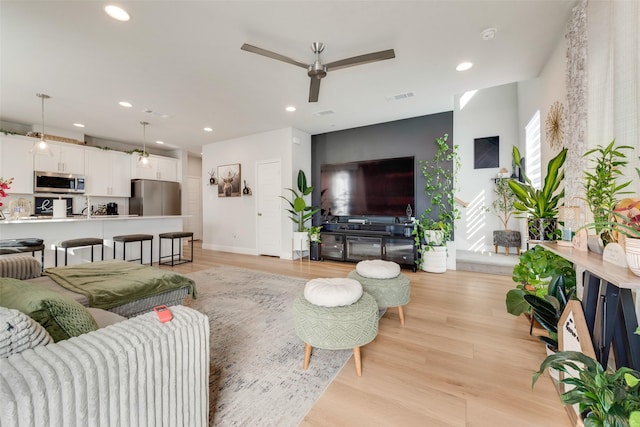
319;221;417;271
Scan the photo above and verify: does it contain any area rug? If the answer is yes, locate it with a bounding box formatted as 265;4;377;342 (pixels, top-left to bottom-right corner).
185;266;351;427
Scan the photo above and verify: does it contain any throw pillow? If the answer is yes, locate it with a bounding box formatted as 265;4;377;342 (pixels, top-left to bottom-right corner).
0;278;98;342
0;306;52;358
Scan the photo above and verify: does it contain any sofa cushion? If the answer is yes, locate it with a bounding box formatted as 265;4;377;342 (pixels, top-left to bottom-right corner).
86;307;127;328
0;306;52;357
0;278;98;342
0;255;41;280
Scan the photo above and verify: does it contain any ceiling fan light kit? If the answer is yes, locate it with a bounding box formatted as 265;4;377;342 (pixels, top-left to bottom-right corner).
241;42;395;102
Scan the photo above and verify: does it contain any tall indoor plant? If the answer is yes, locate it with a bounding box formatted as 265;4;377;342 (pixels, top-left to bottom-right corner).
281;169;320;232
509;146;567;241
415;133;460;272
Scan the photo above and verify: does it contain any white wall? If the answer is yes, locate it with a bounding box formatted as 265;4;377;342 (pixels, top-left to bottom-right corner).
454;83;520;252
201;127;310;258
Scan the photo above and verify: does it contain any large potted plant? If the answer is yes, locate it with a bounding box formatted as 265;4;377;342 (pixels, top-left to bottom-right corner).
281;170;321;256
533;351;640;426
488;177;520;255
415;133;460;273
505;245;575;316
509;146;567;241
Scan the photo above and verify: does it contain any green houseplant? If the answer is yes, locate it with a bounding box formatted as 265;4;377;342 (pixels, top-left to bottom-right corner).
582;140;636;246
488;178;518;231
533;351;640;427
414;133;460;272
281;169;320;232
509;146;567;241
505;245;575;316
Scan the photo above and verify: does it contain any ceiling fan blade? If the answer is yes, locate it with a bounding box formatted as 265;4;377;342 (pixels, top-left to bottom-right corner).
241;43;308;69
309;77;321;102
325;49;395;71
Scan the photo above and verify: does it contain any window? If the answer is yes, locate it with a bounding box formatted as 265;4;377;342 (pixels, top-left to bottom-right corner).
525;110;541;189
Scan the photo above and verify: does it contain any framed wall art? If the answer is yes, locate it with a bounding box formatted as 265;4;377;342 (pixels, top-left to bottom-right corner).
218;163;241;197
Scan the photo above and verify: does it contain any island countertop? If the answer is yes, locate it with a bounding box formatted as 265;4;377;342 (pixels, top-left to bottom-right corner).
0;215;186;267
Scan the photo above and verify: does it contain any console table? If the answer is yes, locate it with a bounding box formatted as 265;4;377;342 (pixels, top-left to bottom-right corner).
320;222;417;271
541;242;640;370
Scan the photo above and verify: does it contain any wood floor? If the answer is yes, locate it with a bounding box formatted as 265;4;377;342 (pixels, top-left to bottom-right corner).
161;242;571;427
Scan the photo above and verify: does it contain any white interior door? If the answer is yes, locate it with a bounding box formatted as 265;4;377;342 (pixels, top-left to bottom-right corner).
257;160;281;256
185;176;203;240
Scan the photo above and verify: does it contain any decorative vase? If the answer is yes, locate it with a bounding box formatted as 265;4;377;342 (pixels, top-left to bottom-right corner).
624;237;640;276
527;218;558;241
587;235;604;254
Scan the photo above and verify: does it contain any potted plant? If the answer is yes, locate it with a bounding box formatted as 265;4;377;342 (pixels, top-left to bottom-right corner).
509;146;567;241
415;133;460;273
281;169;321;257
307;225;322;261
488;177;520;255
533;351;640;426
505;245;575;316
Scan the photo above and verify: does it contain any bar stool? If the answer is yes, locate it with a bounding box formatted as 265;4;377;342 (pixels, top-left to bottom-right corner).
0;238;45;272
113;234;153;265
55;238;104;266
159;231;194;266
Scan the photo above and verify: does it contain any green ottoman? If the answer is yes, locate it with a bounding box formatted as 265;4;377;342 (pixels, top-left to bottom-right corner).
347;270;411;326
293;291;378;376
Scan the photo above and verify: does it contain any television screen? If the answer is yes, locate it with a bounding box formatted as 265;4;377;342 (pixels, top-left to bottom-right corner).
320;156;414;217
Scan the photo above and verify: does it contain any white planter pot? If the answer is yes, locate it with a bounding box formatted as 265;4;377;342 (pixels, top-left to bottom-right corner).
421;246;447;273
292;232;309;253
424;230;444;246
546;345;560;381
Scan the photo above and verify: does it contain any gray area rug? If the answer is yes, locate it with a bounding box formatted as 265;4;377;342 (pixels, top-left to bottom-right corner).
185;266;351;427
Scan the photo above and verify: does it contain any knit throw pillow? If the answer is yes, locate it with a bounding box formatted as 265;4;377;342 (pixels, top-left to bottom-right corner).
0;278;98;342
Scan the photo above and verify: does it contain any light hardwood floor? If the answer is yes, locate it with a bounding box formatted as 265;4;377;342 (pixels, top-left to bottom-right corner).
161;242;572;427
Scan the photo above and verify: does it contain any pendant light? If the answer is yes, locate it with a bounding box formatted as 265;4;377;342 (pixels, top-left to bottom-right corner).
30;93;54;156
137;121;152;168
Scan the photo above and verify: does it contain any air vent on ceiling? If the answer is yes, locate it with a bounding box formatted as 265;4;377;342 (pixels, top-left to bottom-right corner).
386;91;416;101
313;109;335;117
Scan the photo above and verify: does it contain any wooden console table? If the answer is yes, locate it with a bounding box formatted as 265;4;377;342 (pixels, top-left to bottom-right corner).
541;242;640;370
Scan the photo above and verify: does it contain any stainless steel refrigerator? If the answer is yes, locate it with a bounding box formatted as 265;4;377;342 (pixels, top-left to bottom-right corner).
130;179;181;216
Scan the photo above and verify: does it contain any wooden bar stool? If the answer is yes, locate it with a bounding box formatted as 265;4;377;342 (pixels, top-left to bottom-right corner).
55;238;104;266
159;231;194;266
113;234;153;265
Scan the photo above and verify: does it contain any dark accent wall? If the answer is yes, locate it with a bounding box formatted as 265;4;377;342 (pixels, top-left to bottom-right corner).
311;111;453;220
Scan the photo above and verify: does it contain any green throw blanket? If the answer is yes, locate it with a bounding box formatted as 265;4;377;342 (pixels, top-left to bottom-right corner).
44;260;197;309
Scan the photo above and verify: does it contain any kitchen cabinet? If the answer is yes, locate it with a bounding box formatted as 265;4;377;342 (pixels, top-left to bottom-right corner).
34;141;85;174
84;148;131;197
0;135;35;194
131;154;178;181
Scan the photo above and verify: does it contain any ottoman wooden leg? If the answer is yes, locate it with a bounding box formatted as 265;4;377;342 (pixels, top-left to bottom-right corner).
353;346;362;376
398;306;406;326
505;247;509;256
494;245;498;254
303;343;312;370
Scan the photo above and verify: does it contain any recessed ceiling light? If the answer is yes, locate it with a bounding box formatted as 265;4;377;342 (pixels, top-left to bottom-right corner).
155;140;164;145
119;101;133;108
73;123;85;128
105;5;130;22
456;61;473;71
285;105;296;112
203;127;213;132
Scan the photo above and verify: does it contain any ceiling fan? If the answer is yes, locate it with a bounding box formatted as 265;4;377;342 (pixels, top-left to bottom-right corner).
240;42;395;102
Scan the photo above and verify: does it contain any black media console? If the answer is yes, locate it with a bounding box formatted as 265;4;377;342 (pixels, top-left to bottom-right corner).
319;220;417;272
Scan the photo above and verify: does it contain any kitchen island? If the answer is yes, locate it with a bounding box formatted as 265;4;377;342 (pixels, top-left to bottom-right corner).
0;215;185;268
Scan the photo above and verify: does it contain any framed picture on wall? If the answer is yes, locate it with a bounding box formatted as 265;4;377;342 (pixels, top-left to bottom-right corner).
218;163;241;197
474;136;500;169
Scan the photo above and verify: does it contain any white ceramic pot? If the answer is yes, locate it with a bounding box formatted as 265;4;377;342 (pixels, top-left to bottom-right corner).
422;246;447;273
546;345;560;381
625;237;640;276
424;230;444;246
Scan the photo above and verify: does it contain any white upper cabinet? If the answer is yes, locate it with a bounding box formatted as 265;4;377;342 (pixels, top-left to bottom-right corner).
131;154;178;181
0;134;35;194
84;148;131;197
34;141;85;175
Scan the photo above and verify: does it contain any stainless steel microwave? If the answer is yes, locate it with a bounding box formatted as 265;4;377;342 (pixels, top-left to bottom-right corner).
34;171;85;194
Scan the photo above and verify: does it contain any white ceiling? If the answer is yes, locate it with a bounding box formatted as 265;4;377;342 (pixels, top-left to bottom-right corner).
0;1;576;155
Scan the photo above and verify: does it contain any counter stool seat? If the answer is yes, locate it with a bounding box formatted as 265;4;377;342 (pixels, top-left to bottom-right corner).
113;234;153;265
159;232;194;266
0;238;45;272
55;238;104;266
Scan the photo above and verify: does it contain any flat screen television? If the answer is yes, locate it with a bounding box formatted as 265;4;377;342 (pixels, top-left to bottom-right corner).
320;156;414;217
